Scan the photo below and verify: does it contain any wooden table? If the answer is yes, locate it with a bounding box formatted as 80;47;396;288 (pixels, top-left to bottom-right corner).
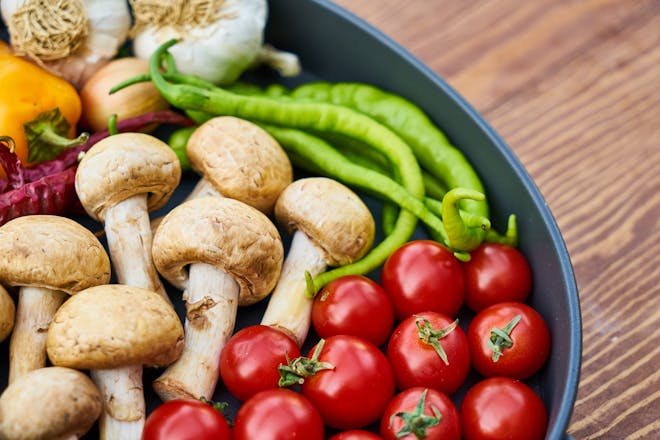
333;0;660;438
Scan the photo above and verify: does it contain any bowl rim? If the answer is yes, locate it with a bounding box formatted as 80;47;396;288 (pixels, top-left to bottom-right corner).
308;0;583;436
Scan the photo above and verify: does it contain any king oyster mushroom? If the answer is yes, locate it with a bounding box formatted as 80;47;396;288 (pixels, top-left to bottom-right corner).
0;366;102;440
150;115;292;231
151;196;283;402
0;215;111;383
46;284;184;440
261;177;375;346
75;131;181;300
0;284;15;343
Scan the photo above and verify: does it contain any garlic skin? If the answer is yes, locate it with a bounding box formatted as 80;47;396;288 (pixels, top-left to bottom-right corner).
1;0;131;89
132;0;299;85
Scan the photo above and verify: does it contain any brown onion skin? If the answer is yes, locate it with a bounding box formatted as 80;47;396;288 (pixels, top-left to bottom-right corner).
79;57;170;132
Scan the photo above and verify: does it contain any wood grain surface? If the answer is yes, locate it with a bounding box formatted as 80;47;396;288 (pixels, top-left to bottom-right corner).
332;0;660;438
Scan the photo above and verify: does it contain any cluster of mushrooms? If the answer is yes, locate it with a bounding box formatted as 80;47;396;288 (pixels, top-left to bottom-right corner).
0;116;376;440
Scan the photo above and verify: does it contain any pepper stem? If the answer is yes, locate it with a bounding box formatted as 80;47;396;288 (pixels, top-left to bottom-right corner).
415;317;459;365
488;314;522;362
485;214;519;247
389;389;442;439
25;108;89;163
442;187;490;252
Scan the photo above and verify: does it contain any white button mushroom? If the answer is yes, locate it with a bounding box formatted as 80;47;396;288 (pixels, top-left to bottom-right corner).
0;215;111;384
0;284;15;343
75;132;181;300
74;132;181;439
261;177;376;346
184;116;293;214
151;196;283;401
0;366;102;440
46;284;184;440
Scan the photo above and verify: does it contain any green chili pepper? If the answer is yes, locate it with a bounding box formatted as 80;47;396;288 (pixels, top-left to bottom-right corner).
442;188;491;251
142;39;432;292
227;80;493;245
282;81;489;218
167;126;196;172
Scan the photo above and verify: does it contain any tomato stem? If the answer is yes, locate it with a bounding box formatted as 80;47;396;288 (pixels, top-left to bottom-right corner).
389;388;442;439
415;317;458;365
488;314;522;362
277;339;334;387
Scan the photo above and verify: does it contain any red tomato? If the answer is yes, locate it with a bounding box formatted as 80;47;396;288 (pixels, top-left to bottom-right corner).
329;430;383;440
380;387;460;440
386;311;470;395
312;275;394;346
381;240;465;320
460;377;548;440
142;399;231;440
301;335;396;429
219;324;300;401
467;302;551;379
233;388;324;440
463;242;532;312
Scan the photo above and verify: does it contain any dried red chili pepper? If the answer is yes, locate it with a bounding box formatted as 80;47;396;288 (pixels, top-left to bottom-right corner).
0;110;194;226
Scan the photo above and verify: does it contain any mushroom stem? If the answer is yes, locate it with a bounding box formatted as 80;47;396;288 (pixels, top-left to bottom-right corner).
104;194;169;303
150;178;222;232
91;366;145;440
153;262;239;401
9;286;67;384
187;177;223;200
261;230;328;346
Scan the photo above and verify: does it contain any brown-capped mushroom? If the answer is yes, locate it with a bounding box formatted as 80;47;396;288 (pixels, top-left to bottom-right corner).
0;215;111;384
0;366;102;440
261;177;376;346
0;284;15;343
151;196;283;401
75;132;181;300
185;116;293;214
46;284;184;440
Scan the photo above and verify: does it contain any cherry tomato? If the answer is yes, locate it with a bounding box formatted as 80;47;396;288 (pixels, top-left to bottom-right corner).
312;275;394;346
386;311;470;395
233;388;325;440
329;430;384;440
460;377;548;440
381;240;465;320
142;399;231;440
219;324;300;401
467;302;551;379
463;242;532;312
380;387;460;440
302;335;396;429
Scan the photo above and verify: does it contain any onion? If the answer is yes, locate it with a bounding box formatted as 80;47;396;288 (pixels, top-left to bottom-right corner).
79;57;170;132
1;0;131;89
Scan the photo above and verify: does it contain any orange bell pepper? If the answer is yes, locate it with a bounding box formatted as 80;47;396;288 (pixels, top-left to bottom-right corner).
0;50;82;178
0;40;11;56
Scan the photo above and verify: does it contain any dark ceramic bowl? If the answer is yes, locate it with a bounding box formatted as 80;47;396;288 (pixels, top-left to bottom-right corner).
0;1;581;439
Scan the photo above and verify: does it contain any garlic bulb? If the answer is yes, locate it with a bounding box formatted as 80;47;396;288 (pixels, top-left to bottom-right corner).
1;0;131;89
130;0;300;85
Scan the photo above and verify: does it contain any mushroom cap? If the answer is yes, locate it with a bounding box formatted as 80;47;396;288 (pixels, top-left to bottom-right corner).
46;284;184;370
75;132;182;222
0;366;102;440
187;116;293;214
0;215;111;294
275;177;376;266
0;284;15;343
152;197;284;306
